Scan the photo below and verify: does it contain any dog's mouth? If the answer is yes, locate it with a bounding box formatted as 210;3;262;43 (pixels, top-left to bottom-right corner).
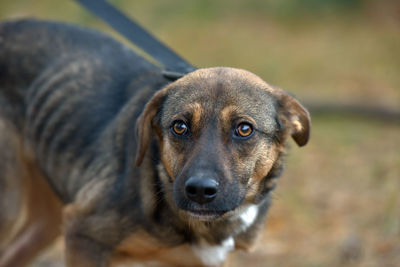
185;209;227;221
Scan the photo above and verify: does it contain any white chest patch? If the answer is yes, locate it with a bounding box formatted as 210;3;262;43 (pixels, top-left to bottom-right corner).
239;204;259;231
192;237;235;266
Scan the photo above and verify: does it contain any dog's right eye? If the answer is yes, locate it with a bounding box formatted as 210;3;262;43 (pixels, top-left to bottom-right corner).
172;120;188;136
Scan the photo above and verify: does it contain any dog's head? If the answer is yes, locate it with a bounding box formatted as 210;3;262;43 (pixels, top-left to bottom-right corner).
136;67;310;221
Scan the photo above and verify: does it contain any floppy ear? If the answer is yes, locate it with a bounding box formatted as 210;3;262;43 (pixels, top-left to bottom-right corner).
275;90;311;147
135;89;167;166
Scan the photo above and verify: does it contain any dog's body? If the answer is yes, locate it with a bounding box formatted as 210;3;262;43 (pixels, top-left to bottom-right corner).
0;19;310;267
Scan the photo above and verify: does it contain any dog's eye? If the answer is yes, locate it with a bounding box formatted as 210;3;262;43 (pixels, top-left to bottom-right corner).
172;120;188;136
235;122;254;138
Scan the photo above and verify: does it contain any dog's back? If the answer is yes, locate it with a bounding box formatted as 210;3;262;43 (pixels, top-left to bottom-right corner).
0;20;139;126
0;19;162;134
0;19;167;199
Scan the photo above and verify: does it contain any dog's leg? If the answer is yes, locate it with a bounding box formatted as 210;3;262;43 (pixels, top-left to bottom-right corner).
0;165;62;267
63;204;113;267
65;233;111;267
62;180;116;267
0;221;59;267
0;119;62;267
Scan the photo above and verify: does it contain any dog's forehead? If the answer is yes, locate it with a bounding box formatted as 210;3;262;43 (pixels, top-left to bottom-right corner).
173;67;273;97
162;67;277;126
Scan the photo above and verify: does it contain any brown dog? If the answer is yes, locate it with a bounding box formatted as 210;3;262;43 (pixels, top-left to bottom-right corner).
0;19;310;267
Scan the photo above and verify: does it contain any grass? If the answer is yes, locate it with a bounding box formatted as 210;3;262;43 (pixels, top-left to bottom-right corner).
1;0;399;266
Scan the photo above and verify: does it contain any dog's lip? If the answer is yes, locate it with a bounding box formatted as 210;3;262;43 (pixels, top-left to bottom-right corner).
185;209;227;221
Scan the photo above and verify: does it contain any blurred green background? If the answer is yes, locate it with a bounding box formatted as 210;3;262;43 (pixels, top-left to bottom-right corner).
1;0;399;266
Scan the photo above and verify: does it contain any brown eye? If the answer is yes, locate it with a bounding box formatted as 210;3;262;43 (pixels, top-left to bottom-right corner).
172;121;188;135
235;123;254;138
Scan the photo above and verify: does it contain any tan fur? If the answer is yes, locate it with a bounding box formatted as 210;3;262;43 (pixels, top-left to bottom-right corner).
183;102;204;131
245;143;280;202
160;139;177;180
0;118;62;267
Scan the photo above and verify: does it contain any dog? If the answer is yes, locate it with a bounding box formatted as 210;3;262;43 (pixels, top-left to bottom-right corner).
0;19;310;267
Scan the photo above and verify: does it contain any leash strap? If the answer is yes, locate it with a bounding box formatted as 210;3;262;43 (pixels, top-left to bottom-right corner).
74;0;196;79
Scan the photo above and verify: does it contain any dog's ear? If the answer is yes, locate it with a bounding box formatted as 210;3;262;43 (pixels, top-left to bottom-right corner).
135;89;167;166
274;90;311;147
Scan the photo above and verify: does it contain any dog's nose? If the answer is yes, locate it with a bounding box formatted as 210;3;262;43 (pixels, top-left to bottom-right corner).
184;177;219;204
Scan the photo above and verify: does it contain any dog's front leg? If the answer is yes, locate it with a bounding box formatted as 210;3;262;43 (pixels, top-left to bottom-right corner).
65;231;111;267
63;203;114;267
62;178;118;267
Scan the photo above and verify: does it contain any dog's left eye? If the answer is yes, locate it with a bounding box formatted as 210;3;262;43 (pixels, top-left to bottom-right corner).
172;120;188;136
234;122;254;139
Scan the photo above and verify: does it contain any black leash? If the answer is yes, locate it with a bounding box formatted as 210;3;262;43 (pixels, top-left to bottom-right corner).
74;0;196;80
